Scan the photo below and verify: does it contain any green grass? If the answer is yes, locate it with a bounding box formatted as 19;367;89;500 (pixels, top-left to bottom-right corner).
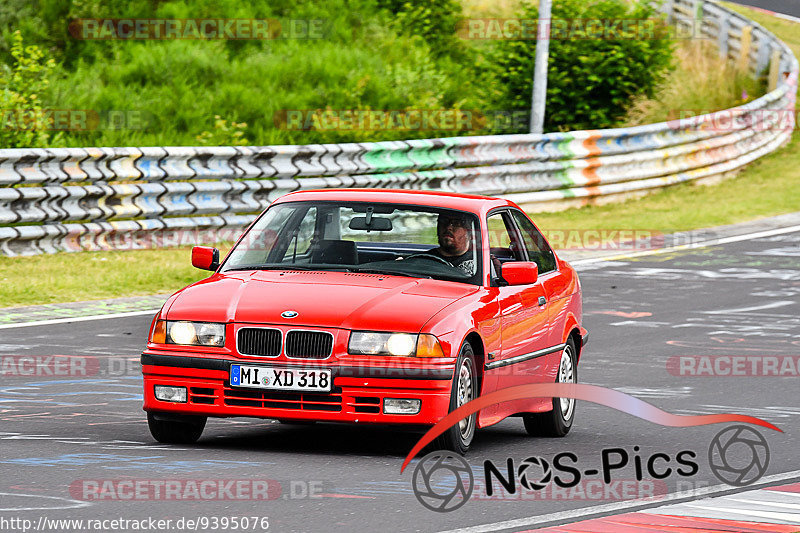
0;247;223;307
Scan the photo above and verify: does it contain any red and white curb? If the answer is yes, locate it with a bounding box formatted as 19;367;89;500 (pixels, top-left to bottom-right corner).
532;481;800;532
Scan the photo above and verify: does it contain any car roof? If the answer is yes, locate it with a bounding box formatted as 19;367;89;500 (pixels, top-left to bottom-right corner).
274;188;517;214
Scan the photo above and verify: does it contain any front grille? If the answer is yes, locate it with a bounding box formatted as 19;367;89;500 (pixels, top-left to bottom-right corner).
238;328;282;357
223;386;343;412
352;396;381;414
286;330;333;359
189;387;218;405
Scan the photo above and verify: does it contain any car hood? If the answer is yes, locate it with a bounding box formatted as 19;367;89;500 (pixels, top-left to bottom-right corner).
165;270;479;332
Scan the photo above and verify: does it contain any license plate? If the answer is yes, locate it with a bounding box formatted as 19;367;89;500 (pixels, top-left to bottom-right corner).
230;365;333;392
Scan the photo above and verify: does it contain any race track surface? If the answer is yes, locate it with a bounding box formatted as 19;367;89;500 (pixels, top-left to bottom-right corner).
1;228;799;532
729;0;800;18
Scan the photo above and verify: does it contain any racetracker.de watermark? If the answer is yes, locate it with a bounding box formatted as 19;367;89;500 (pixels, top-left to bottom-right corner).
667;109;797;133
68;18;326;40
274;109;491;132
0;109;152;131
0;355;138;378
667;355;800;377
62;228;243;252
0;516;270;533
457;18;705;40
69;478;325;500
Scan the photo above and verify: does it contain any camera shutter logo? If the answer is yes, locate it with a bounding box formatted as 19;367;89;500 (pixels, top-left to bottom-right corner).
518;456;552;491
412;451;474;512
708;425;769;486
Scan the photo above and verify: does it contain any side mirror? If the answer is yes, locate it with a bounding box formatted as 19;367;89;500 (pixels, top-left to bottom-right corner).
501;262;538;285
192;246;219;271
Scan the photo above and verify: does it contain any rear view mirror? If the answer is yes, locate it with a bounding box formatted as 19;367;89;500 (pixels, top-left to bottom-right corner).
349;217;393;231
192;246;220;271
501;262;538;285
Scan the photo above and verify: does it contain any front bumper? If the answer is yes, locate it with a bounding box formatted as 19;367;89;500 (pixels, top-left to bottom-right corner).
142;353;454;425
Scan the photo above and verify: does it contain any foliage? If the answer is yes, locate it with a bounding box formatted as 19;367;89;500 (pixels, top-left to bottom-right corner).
196;115;249;146
0;31;63;148
492;0;675;132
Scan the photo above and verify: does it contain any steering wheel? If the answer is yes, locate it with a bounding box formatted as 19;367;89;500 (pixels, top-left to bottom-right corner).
406;253;454;266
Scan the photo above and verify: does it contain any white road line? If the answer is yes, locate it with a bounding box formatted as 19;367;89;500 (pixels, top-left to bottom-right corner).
664;503;800;522
704;300;796;314
570;224;800;266
0;492;91;511
436;470;800;533
0;309;159;330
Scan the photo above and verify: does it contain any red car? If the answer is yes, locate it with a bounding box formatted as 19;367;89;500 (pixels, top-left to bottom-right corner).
142;189;586;452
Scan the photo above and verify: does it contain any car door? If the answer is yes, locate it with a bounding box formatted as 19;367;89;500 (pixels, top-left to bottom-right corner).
486;210;551;408
510;209;571;348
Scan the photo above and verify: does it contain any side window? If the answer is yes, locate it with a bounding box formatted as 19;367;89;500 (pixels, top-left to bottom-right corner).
512;210;556;273
280;207;317;261
487;212;525;262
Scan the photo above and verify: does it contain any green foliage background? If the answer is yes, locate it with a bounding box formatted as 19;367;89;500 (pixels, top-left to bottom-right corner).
0;0;674;148
493;0;675;132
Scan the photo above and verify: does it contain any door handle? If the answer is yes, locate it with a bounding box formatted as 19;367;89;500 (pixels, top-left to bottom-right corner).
538;296;547;306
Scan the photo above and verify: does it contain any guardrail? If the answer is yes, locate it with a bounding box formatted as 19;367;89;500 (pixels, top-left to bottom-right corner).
0;0;797;256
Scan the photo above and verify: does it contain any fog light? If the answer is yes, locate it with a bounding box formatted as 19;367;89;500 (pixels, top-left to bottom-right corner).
383;398;421;415
154;385;187;403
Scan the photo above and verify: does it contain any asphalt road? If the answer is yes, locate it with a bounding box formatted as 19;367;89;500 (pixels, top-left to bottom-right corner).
1;229;799;532
729;0;800;18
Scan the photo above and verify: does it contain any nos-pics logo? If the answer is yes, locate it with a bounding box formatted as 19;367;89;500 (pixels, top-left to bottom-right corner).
412;425;770;512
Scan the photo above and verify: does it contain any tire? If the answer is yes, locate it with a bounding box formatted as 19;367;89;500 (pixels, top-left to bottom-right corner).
147;412;206;444
434;342;478;454
523;338;577;438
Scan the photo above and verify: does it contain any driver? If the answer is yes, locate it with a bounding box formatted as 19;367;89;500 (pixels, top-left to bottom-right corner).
427;212;476;275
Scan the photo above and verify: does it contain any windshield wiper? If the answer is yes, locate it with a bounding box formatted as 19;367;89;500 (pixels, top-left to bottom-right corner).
350;267;429;279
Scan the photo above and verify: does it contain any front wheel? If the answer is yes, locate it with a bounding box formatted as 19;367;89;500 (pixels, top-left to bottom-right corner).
434;342;477;454
523;338;577;437
147;412;206;444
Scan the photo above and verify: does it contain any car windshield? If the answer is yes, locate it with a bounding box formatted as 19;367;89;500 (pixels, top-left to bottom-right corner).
221;200;483;285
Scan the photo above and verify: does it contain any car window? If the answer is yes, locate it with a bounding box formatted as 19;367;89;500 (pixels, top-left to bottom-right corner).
511;210;557;273
222;201;483;285
280;207;317;261
487;212;525;263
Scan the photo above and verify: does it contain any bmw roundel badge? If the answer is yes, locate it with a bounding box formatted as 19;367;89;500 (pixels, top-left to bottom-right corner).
281;310;299;319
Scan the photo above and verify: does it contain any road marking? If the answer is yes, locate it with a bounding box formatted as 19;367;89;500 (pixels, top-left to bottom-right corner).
436;470;800;533
570;224;800;266
0;309;159;330
704;300;796;314
0;492;91;511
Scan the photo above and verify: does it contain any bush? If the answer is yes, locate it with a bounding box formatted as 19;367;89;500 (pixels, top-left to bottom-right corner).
377;0;466;58
0;30;63;148
0;0;496;146
492;0;674;132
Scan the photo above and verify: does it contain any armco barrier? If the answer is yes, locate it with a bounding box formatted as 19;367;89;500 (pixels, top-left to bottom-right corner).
0;0;797;255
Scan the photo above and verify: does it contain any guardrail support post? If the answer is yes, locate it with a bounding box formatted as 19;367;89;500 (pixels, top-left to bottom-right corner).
717;15;730;59
756;32;771;74
768;48;782;91
738;26;753;72
664;0;674;25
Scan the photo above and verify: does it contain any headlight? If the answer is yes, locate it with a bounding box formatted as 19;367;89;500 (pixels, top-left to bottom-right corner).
348;331;445;357
151;320;226;347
